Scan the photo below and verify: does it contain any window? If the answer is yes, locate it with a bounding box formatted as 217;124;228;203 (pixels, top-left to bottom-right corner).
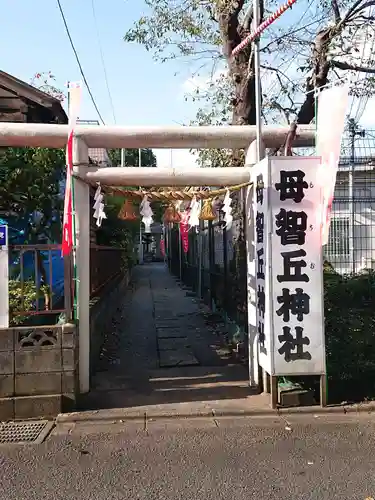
327;218;350;256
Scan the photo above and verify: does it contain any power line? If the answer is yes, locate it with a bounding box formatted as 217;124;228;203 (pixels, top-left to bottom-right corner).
56;0;106;125
91;0;117;124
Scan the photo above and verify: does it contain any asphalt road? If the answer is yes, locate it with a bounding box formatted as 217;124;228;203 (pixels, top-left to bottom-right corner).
1;414;375;500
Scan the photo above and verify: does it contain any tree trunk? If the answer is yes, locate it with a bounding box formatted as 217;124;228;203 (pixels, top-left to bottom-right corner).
284;27;333;152
217;1;261;329
230;51;256;126
218;1;258;129
295;28;333;126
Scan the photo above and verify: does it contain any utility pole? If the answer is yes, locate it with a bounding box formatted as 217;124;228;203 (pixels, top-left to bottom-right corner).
348;118;365;274
253;0;263;162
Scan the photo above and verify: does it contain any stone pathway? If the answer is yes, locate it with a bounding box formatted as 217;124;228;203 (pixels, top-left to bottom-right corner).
80;263;257;411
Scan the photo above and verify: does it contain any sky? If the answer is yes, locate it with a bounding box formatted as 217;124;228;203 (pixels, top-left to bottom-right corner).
0;0;201;168
0;0;374;168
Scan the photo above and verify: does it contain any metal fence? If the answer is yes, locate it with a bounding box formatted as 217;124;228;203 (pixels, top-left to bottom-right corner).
168;208;248;330
324;126;375;273
8;244;124;325
90;245;125;296
168;126;375;339
9;244;71;323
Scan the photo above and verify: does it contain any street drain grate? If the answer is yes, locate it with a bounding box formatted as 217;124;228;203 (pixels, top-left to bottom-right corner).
0;420;54;445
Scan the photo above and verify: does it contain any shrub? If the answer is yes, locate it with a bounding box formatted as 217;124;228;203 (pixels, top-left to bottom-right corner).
9;280;51;325
324;268;375;402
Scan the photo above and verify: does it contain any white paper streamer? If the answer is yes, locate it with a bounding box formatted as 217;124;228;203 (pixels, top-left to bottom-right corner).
188;196;201;229
140;195;153;233
92;184;106;227
222;190;233;230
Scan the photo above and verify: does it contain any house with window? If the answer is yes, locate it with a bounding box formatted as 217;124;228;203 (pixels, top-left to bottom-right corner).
325;153;375;275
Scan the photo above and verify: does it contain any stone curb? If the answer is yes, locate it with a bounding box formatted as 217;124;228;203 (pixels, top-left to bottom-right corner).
56;402;375;424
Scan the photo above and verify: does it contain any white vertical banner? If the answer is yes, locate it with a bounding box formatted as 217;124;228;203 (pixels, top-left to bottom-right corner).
67;81;82;128
249;158;273;375
0;225;9;328
316;85;349;245
269;157;325;376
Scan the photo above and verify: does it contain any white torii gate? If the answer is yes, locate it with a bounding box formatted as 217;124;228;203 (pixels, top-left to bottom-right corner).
0;122;315;396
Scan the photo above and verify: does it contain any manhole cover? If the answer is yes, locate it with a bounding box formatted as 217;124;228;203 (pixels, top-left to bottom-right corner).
0;420;54;445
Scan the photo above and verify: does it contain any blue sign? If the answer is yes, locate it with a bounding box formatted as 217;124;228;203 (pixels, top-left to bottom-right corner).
0;225;7;246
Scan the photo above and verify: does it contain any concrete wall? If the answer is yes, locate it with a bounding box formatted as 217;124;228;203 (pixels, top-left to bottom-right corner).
0;270;131;420
89;270;130;376
0;323;78;419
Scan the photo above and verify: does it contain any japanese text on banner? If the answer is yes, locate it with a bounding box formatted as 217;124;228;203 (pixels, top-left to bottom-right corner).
252;159;272;375
271;158;325;376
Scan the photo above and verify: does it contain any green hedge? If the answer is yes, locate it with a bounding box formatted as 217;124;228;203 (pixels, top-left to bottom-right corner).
324;264;375;402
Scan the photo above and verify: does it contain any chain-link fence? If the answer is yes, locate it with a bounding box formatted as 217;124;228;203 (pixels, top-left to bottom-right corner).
324;126;375;273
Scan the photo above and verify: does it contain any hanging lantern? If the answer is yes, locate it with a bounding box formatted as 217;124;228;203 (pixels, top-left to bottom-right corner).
118;199;138;221
163;204;181;223
199;199;216;221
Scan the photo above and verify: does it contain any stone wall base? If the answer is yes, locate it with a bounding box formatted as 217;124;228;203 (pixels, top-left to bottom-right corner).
0;394;76;420
0;323;78;420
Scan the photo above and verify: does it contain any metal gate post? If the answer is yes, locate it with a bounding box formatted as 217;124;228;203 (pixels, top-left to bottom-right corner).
223;225;228;321
208;220;214;309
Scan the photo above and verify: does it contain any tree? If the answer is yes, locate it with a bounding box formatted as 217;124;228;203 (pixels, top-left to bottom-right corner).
106;148;165;227
125;0;257;128
0;147;65;243
108;148;157;167
123;0;375;333
30;71;65;102
0;146;65;320
124;0;375;151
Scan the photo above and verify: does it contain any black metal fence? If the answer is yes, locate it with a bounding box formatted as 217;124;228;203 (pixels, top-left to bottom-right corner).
168;211;248;333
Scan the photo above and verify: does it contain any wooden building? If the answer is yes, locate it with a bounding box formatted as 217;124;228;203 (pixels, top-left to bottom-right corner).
0;70;101;244
0;70;67;124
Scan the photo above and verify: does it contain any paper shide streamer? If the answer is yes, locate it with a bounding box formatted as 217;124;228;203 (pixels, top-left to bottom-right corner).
93;183;107;227
222;190;233;230
188;196;201;230
140;195;153;233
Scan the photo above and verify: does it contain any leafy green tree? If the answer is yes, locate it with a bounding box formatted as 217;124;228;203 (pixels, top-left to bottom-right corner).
0;146;65;323
0;146;65;242
108;148;157;167
29;71;66;102
125;0;375;150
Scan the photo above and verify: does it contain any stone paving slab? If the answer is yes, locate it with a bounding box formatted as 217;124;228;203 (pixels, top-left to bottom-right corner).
157;331;189;339
158;338;191;351
156;324;198;331
158;350;199;368
80;263;252;414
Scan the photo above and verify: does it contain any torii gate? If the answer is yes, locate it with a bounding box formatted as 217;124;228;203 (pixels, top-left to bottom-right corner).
0;121;318;405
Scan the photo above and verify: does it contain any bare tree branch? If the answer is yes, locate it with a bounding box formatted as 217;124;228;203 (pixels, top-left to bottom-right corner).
242;4;253;30
331;0;341;22
338;0;375;27
346;0;375;20
331;59;375;73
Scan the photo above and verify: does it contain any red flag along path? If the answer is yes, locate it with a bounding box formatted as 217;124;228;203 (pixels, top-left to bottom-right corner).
160;237;165;257
180;211;189;254
61;83;82;256
62;130;74;256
